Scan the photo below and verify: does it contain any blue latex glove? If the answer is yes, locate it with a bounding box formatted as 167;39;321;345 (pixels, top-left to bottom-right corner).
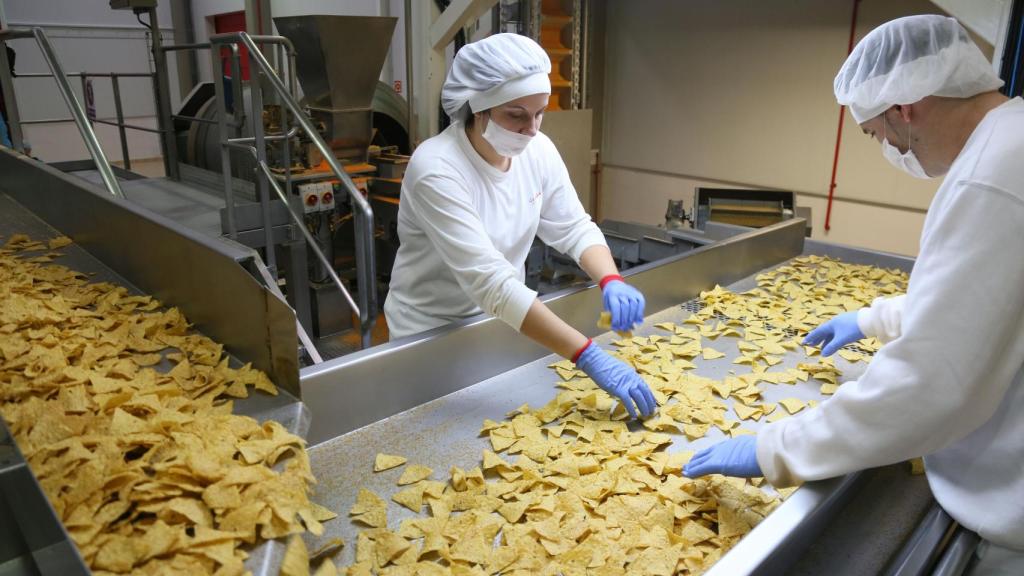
602;278;645;332
683;436;762;478
575;342;656;419
802;311;864;356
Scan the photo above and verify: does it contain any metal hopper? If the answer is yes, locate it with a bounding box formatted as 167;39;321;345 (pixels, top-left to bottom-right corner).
274;15;397;162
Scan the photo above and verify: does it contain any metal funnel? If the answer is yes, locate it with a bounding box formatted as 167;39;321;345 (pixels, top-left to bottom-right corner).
274;15;397;112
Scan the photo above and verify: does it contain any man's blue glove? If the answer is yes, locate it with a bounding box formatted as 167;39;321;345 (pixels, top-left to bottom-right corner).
683;436;762;478
601;274;645;333
574;340;656;419
802;311;864;356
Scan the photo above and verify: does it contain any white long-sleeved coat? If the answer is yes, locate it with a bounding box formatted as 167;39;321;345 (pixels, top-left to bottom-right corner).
384;123;606;340
757;97;1024;549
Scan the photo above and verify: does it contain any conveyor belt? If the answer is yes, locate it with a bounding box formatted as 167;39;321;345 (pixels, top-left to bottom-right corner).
305;257;878;568
0;191;309;576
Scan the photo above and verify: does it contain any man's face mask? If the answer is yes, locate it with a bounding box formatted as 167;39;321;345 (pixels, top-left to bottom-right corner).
881;116;932;179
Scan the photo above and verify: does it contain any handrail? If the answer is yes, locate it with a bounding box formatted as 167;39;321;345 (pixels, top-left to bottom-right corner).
209;31;378;348
0;28;124;199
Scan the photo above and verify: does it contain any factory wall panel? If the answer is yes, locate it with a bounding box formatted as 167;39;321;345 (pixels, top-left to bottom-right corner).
2;0;179;163
598;0;994;256
541;109;594;213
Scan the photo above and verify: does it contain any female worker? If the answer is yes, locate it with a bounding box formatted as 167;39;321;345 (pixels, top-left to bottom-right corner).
384;33;655;419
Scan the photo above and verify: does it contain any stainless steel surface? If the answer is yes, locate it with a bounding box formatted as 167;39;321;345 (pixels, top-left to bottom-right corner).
0;28;125;199
209;31;379;350
0;420;89;576
300;218;806;445
274;15;396;162
302;225;916;572
781;463;935;576
932;528;981;576
885;504;957;576
0;147;301;398
273;15;396;112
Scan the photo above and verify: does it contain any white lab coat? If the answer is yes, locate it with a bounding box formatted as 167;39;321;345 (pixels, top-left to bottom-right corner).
384;123;606;340
757;97;1024;549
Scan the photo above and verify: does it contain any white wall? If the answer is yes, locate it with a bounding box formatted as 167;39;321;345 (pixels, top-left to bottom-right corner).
2;0;179;162
598;0;995;256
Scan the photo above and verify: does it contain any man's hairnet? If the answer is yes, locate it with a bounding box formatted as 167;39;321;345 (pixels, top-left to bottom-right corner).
834;15;1004;123
441;33;551;122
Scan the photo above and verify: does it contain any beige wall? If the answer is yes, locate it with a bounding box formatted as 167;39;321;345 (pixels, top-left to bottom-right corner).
597;0;994;257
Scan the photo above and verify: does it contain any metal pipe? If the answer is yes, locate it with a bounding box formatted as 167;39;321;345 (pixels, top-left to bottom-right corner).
16;71;154;78
2;28;125;198
249;63;277;276
19;117;75;125
110;75;131;170
404;0;415;150
229;46;244;136
145;6;180;180
172;114;218;126
90;118;162;133
210;32;378;346
210;46;237;240
226;126;299;144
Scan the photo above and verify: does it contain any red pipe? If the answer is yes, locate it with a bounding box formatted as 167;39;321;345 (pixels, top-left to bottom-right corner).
826;0;861;232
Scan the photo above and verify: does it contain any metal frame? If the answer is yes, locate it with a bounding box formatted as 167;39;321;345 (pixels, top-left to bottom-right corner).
208;31;378;349
0;28;124;199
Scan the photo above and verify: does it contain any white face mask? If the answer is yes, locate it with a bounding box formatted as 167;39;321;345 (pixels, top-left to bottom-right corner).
881;119;931;179
481;114;534;157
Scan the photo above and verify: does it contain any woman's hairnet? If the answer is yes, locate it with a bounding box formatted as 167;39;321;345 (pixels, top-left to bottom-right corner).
441;33;551;122
834;15;1004;123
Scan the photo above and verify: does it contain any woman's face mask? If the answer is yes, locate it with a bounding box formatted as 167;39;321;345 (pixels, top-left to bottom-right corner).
481;113;535;157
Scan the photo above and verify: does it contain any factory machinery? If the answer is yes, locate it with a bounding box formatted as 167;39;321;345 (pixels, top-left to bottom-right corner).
0;5;978;575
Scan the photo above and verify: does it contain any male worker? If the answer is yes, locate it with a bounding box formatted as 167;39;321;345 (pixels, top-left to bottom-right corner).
684;15;1024;572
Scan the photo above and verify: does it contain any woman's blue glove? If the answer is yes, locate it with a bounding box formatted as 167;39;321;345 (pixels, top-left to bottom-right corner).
601;275;645;333
575;341;656;419
802;310;864;356
683;436;762;478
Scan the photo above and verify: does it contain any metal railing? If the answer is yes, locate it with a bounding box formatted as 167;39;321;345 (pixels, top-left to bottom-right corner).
208;31;378;349
0;28;124;198
14;71;157;171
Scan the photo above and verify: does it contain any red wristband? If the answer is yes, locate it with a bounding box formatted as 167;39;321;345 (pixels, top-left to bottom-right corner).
571;338;593;364
599;274;624;290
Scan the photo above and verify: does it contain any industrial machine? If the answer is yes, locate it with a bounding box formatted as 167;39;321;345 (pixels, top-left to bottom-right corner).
693;187;813;236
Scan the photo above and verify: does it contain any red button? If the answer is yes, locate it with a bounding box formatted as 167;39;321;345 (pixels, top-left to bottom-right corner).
305;194;318;206
322;192;333;204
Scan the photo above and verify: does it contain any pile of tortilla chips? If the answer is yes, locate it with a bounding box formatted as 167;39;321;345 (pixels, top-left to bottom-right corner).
325;256;908;575
0;234;335;575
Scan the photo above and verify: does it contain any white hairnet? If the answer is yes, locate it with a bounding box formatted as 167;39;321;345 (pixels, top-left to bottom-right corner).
441;33;551;122
834;15;1004;123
